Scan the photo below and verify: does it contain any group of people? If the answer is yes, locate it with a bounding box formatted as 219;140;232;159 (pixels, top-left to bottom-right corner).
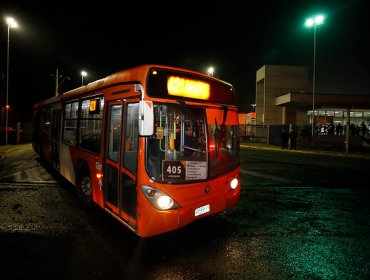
281;128;297;150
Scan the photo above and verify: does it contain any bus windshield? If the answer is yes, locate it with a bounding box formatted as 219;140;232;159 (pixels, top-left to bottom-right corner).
146;103;239;182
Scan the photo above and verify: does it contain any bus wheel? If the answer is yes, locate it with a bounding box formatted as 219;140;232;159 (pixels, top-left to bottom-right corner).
76;168;95;208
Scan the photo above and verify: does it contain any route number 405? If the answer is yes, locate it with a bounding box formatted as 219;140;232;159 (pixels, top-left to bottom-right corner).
167;165;182;174
162;160;185;180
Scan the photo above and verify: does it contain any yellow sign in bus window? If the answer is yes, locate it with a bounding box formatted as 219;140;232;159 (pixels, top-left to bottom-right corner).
90;99;97;112
167;76;210;100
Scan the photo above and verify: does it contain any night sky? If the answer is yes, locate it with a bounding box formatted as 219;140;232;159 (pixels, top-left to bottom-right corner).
1;0;369;122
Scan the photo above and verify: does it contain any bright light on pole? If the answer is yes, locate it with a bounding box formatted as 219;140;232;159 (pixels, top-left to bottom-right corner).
207;66;214;76
5;17;18;145
81;71;87;86
305;14;324;138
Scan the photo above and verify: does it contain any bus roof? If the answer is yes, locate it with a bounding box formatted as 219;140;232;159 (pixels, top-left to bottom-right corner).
33;64;235;107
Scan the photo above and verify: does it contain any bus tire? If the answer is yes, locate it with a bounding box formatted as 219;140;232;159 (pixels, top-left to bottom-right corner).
76;167;95;208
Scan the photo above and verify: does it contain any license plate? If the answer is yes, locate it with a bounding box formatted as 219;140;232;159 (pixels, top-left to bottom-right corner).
194;204;210;217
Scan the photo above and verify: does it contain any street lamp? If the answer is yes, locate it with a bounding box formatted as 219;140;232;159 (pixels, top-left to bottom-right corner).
5;17;18;145
305;14;324;137
207;66;214;77
81;70;87;86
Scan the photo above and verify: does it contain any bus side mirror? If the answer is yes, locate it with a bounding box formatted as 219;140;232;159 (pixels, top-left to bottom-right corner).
139;100;154;136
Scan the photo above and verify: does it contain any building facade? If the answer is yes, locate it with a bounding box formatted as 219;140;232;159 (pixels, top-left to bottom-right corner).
254;64;370;129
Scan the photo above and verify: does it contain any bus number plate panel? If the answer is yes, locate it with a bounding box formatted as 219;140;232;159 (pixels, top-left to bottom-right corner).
162;160;207;181
195;204;210;217
163;161;186;180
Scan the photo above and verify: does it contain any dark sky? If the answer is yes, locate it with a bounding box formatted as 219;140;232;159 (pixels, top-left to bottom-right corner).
1;0;369;122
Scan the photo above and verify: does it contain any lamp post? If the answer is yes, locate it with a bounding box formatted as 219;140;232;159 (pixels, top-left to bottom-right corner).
207;66;214;77
5;17;18;145
81;70;87;86
305;14;324;137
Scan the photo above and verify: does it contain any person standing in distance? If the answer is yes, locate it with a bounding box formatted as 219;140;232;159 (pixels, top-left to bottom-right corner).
289;128;297;150
281;128;289;149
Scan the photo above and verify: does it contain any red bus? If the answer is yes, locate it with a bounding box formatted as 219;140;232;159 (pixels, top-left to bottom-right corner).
32;64;241;237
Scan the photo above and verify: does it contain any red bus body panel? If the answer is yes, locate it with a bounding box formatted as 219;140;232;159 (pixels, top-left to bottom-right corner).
136;168;241;237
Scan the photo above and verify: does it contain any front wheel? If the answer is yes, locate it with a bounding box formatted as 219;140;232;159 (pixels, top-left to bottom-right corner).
76;168;95;208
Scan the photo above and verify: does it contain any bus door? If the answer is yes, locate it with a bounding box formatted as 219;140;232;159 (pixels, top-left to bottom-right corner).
104;100;139;228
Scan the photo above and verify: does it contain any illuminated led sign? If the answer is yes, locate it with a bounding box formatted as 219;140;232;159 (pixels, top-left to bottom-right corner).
89;99;97;111
167;76;210;100
89;99;100;115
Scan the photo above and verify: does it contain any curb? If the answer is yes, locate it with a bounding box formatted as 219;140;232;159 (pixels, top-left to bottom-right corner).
240;143;370;159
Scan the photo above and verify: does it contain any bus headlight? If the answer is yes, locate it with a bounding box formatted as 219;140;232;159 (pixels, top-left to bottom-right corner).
141;186;180;210
230;178;239;190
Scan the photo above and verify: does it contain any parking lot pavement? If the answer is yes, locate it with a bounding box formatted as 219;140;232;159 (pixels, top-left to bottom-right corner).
0;143;31;159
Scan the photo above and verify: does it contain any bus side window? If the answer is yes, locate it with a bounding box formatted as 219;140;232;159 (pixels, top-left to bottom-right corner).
78;97;103;154
63;101;79;146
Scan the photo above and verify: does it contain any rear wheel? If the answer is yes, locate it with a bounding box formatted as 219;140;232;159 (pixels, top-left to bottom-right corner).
76;168;95;208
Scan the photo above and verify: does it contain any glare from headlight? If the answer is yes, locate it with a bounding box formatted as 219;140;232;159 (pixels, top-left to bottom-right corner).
230;178;238;189
157;196;174;210
141;185;179;210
